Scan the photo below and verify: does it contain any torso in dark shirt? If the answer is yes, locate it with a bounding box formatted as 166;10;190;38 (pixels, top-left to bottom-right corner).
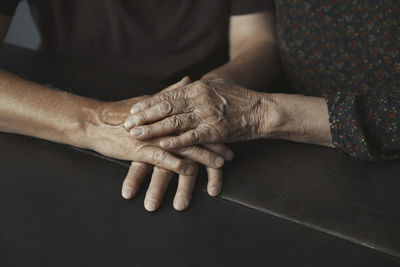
30;0;230;83
1;0;268;83
3;0;399;159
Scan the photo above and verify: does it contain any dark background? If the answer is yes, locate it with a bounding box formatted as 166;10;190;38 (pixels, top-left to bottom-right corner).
4;0;40;50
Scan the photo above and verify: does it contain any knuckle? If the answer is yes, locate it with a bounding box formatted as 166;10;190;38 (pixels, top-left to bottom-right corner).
152;150;168;164
183;98;193;113
141;126;149;136
169;115;182;130
199;150;211;161
131;162;147;171
173;158;185;171
188;113;197;124
175;146;194;154
159;91;172;101
134;112;147;124
188;130;200;143
146;191;161;200
172;137;184;148
201;126;215;137
153;166;171;175
160;101;173;113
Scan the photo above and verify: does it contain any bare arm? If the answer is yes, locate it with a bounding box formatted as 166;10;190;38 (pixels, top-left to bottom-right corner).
123;9;332;149
124;79;333;148
262;93;333;147
0;15;97;148
0;69;96;148
0;15;236;211
202;11;280;90
0;15;88;146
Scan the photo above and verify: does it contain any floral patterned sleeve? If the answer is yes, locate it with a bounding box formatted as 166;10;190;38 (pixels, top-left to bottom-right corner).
326;91;400;160
274;0;400;160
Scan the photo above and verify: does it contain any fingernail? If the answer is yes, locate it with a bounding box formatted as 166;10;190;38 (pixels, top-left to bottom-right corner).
209;185;220;197
144;200;158;212
174;198;187;210
124;120;136;129
122;187;133;199
214;157;224;167
160;140;171;148
130;104;142;114
225;150;234;161
130;127;143;137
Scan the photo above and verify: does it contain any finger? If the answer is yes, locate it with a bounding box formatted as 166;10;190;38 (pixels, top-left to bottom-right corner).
144;167;174;212
129;77;190;115
206;167;223;197
137;146;197;176
173;164;199;211
174;144;225;169
124;100;193;129
203;143;234;161
121;162;152;199
159;128;211;149
129;113;198;140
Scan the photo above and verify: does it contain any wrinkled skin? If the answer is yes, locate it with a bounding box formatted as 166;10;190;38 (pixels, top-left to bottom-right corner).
94;94;233;211
124;78;277;149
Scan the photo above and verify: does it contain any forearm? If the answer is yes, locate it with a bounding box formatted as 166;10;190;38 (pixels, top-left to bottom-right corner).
0;69;99;148
202;41;280;91
259;93;334;147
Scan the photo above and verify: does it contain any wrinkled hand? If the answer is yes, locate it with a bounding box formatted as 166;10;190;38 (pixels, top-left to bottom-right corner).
124;78;275;149
89;91;233;211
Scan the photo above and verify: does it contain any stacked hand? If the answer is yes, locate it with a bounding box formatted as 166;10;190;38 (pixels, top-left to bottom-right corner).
91;78;234;211
123;77;275;148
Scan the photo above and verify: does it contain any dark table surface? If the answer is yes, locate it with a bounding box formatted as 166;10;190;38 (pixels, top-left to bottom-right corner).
0;44;399;267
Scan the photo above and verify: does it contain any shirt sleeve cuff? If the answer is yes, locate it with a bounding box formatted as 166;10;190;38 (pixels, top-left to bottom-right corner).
325;91;373;160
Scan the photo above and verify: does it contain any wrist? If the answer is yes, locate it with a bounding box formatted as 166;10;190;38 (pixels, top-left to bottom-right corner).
75;99;105;150
83;99;137;152
255;92;284;139
258;93;333;147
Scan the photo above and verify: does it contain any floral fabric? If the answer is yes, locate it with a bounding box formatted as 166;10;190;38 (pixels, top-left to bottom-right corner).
275;0;400;160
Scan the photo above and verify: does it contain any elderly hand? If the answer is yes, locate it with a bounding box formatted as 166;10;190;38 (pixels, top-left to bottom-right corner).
123;78;278;149
90;93;233;211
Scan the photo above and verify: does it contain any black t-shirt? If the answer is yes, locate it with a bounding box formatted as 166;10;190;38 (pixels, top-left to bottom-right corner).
1;0;269;83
